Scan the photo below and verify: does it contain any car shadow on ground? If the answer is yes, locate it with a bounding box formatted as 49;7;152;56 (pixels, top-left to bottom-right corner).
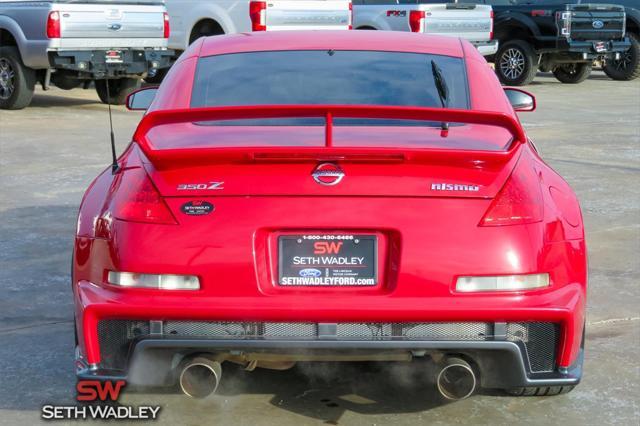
128;360;509;423
28;91;101;108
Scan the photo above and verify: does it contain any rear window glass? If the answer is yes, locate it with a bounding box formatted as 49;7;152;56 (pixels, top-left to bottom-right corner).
191;50;469;126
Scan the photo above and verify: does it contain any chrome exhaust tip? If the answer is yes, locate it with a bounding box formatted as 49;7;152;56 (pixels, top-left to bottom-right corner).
178;356;222;399
436;357;477;401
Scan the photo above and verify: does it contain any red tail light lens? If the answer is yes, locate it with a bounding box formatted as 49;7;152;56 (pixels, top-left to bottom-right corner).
111;168;176;224
47;11;61;38
163;12;170;38
249;1;267;31
409;10;425;33
480;160;543;226
348;2;353;30
489;10;494;40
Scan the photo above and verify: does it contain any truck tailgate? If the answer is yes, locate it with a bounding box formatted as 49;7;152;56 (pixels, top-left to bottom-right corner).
421;4;493;42
264;0;351;30
54;3;165;39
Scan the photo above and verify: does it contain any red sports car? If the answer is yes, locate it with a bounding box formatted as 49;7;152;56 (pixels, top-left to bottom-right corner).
73;31;586;400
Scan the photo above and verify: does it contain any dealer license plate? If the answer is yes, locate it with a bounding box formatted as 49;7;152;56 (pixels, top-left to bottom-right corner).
278;234;377;286
105;50;123;64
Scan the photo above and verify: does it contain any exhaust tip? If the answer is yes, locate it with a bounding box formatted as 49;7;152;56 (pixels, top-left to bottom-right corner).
179;357;222;399
436;357;477;401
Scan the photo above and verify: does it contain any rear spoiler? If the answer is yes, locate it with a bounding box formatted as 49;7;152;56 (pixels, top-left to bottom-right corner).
132;105;527;167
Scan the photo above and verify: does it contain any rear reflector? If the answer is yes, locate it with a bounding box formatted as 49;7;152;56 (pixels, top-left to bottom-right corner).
111;168;176;224
108;271;200;290
456;273;549;292
409;10;425;33
249;1;267;31
479;159;543;226
47;11;61;38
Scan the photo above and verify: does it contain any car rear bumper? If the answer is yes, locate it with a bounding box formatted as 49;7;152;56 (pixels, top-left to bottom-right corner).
76;335;583;390
473;40;499;56
75;280;585;389
558;39;631;59
48;48;173;78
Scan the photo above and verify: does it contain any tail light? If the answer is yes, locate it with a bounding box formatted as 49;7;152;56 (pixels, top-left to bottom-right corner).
348;2;353;30
47;11;61;38
479;160;543;226
111;168;176;224
409;10;425;33
163;12;170;38
250;1;267;31
556;11;571;38
489;10;494;40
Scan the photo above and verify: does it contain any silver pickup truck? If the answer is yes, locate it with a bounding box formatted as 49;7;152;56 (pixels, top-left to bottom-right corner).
0;0;172;109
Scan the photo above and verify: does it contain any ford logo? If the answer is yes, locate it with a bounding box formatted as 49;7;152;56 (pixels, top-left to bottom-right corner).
299;268;322;278
108;23;122;31
592;20;604;29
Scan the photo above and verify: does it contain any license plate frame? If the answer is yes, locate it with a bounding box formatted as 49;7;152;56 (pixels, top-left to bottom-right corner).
278;234;378;286
105;49;124;64
593;41;607;53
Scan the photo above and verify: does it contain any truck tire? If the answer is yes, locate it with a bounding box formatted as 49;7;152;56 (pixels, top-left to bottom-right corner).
495;40;538;86
603;33;640;81
0;46;36;110
95;78;141;105
504;386;575;396
552;63;592;84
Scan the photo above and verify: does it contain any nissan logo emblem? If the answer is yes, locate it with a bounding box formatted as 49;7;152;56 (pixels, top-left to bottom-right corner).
312;163;344;186
592;20;604;29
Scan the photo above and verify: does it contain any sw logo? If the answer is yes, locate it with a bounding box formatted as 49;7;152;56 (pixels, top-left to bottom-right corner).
314;241;343;255
76;380;126;402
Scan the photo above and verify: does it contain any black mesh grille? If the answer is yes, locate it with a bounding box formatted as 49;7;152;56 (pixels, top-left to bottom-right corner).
96;320;558;373
97;320;149;370
163;321;492;341
507;322;559;373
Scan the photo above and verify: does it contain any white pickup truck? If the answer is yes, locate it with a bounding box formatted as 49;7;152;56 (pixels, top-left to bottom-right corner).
165;0;352;51
0;0;172;109
352;0;497;57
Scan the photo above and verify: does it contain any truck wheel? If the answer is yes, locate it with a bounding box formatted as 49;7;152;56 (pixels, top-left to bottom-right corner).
552;63;592;84
0;46;36;110
603;33;640;81
495;40;538;86
504;386;575;396
95;78;141;105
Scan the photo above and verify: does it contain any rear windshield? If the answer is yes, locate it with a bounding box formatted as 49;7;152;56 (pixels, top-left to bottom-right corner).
191;50;469;126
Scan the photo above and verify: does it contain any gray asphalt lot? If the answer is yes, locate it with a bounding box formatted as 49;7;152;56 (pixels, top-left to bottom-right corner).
0;71;639;425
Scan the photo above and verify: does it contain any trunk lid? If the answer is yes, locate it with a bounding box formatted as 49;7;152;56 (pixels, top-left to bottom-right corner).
263;0;351;30
420;4;493;43
563;4;626;41
54;2;166;39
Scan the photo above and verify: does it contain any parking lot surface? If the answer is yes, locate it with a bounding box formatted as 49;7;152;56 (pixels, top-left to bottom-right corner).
0;71;639;425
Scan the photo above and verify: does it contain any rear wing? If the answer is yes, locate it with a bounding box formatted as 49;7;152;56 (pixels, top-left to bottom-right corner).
132;105;527;168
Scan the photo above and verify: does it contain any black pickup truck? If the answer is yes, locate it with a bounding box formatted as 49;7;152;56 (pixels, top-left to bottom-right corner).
480;0;631;85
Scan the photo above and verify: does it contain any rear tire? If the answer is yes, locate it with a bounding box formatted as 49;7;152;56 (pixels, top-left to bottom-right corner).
505;385;575;396
553;63;592;84
95;78;141;105
495;40;538;86
603;33;640;81
0;46;35;110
